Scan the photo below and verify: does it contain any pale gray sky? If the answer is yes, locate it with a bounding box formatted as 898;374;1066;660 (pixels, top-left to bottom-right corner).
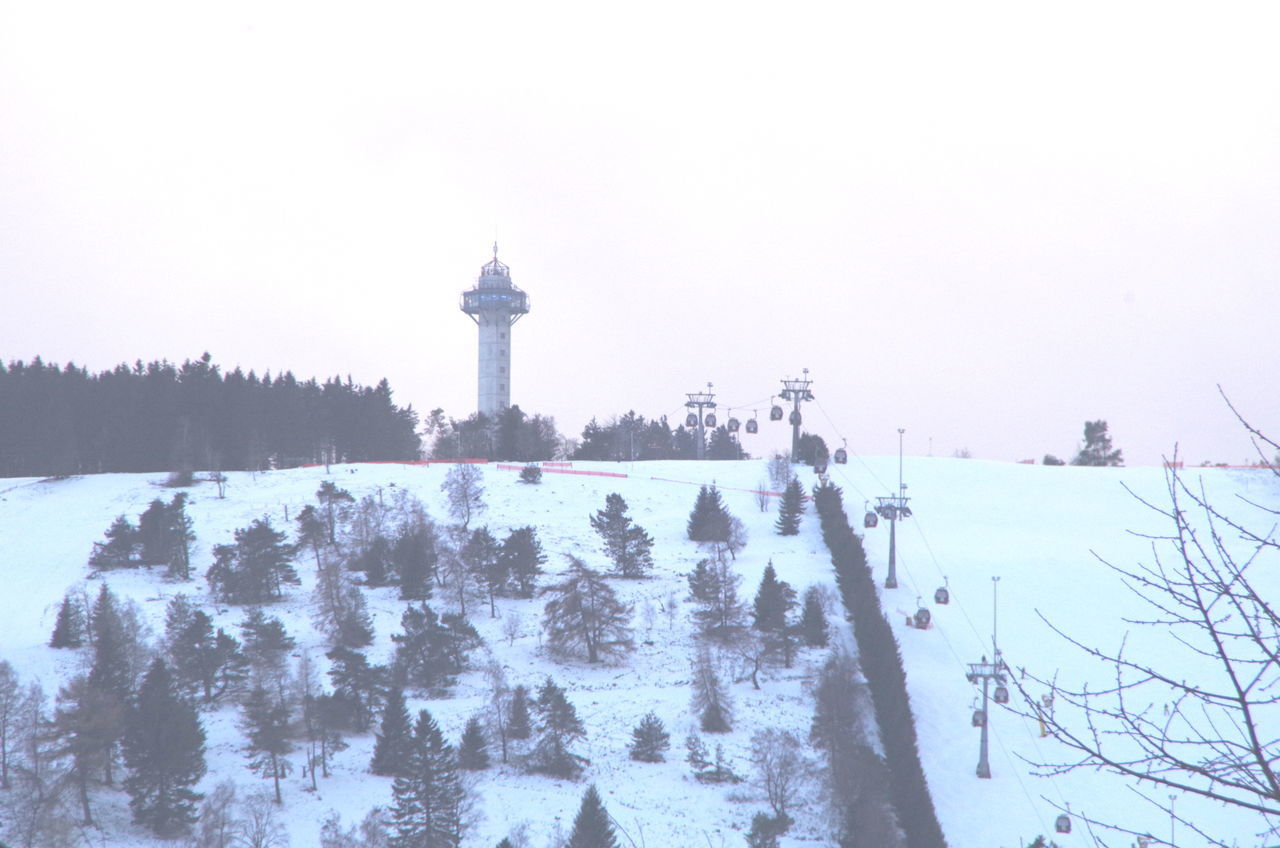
2;2;1277;467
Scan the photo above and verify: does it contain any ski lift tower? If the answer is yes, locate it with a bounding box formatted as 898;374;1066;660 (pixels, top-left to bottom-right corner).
778;369;815;460
685;383;717;461
460;244;530;417
965;653;1006;779
875;428;911;589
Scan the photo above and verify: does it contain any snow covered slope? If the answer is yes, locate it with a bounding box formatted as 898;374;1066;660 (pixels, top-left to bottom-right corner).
0;458;1275;847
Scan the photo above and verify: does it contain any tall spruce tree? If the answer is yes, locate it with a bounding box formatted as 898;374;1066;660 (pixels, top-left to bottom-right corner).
686;485;731;543
752;562;796;633
394;523;438;601
774;479;805;536
371;685;415;777
122;659;206;837
799;586;830;647
457;715;490;771
499;526;545;598
49;592;86;648
241;686;293;804
507;684;532;740
528;677;586;778
567;784;620;848
389;709;465;848
89;515;140;570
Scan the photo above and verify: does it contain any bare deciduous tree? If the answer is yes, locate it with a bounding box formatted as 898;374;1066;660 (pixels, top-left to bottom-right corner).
442;465;485;530
751;728;808;820
1016;439;1280;846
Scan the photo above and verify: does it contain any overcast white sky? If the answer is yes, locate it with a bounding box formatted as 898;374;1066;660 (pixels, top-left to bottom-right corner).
2;2;1277;467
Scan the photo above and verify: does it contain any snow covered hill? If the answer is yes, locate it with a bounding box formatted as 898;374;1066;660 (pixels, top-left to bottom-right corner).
0;457;1275;848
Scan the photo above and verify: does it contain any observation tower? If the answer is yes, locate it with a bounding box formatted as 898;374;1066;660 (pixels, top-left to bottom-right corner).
460;245;530;417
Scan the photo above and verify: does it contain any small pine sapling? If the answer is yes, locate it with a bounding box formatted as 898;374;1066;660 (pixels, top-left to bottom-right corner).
628;712;671;762
519;464;543;484
458;715;490;770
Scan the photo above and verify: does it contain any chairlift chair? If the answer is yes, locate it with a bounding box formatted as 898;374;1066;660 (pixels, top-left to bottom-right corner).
993;685;1010;704
900;506;913;519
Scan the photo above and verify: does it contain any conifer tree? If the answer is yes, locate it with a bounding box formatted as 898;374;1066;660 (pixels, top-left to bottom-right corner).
88;584;133;700
89;515;140;570
371;685;414;777
799;586;830;647
528;677;586;778
507;684;532;740
207;517;299;604
567;785;620;848
543;557;634;663
240;607;297;677
170;611;249;702
628;712;670;762
590;494;655;578
296;503;328;568
165;492;196;579
690;558;746;641
462;527;504;617
0;660;21;790
326;646;387;732
49;592;86;648
122;659;206;837
774;479;805;536
457;715;490;771
394;523;437;601
691;649;732;733
52;675;121;825
752;562;796;633
389;709;465;848
500;526;545;598
687;485;731;542
241;686;293;804
316;481;355;544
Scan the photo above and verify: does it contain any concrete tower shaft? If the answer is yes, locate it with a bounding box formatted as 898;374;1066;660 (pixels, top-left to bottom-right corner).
460;246;529;417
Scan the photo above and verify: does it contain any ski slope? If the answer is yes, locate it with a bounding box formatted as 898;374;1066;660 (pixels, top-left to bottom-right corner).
0;457;1275;847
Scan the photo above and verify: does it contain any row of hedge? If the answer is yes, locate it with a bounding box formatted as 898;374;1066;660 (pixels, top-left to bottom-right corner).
814;481;947;848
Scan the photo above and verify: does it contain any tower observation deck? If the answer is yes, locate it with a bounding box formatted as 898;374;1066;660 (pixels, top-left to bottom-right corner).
460;245;530;417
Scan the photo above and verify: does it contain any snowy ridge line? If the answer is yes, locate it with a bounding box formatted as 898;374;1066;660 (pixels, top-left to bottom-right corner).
493;463;627;479
298;458;491;468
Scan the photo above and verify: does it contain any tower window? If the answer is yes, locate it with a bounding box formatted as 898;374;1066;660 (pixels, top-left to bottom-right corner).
499;366;506;374
500;332;507;339
500;349;506;356
500;383;506;390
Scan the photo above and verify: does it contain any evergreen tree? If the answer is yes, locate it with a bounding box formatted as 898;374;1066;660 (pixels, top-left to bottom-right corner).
528;677;586;778
799;586;830;647
88;584;133;700
49;592;85;648
389;709;465;848
122;659;206;837
628;712;670;762
327;646;387;732
457;715;490;771
240;607;297;675
207;517;299;604
687;485;732;543
394;523;438;601
241;686;293;804
170;611;248;703
774;479;805;536
462;527;504;617
316;481;355;545
752;562;796;633
691;649;732;733
499;526;545;598
52;675;122;825
507;684;532;740
566;785;620;848
296;504;328;568
518;464;542;484
690;558;746;640
1071;419;1124;466
137;498;170;565
590;493;655;578
89;515;140;570
392;604;482;694
371;685;415;777
164;492;196;579
543;557;634;663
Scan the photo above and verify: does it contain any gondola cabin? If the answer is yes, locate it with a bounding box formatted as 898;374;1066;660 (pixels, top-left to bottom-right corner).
864;511;879;528
993;685;1010;704
727;417;740;433
934;586;950;604
1055;815;1071;834
913;607;931;628
745;418;759;434
685;413;698;428
770;405;784;421
972;709;986;727
833;447;847;464
704;413;716;428
789;410;802;426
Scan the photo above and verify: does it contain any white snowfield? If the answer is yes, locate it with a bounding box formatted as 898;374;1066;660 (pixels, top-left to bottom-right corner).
0;457;1275;848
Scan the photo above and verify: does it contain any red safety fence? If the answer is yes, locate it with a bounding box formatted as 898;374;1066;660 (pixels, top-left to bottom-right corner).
542;461;574;468
494;464;628;479
300;458;489;469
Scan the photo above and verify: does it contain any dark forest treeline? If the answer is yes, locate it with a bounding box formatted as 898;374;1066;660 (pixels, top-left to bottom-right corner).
0;353;421;477
572;411;746;461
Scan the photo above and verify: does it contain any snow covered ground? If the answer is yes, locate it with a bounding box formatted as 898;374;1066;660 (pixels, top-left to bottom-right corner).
0;457;1276;847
